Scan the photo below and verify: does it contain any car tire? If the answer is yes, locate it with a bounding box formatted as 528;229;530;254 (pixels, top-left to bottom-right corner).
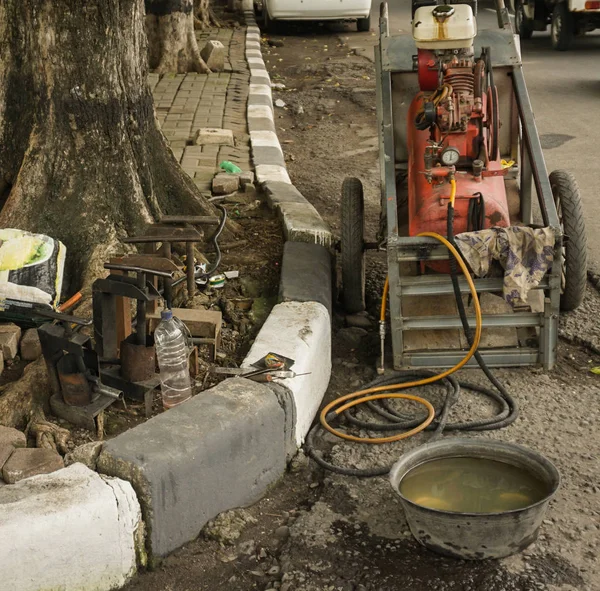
341;177;366;313
515;0;534;40
551;2;574;51
357;14;371;32
550;170;587;312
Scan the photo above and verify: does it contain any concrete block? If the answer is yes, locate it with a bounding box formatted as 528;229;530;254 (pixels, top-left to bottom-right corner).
201;40;226;72
0;323;21;360
213;172;240;195
279;241;332;318
2;448;64;484
263;181;307;206
0;464;142;591
97;378;289;560
0;425;26;449
277;202;333;247
194;127;234;146
0;349;3;375
239;171;255;187
20;328;42;361
243;301;331;445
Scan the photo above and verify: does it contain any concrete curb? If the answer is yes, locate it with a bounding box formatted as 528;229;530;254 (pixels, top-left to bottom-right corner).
243;10;334;247
0;464;143;590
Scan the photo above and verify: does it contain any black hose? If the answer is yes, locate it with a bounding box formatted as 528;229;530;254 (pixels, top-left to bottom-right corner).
304;205;518;478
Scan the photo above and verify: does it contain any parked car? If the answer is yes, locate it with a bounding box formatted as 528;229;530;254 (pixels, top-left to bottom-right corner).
256;0;373;32
511;0;600;50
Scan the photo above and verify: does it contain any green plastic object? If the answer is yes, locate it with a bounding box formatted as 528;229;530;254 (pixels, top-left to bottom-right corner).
220;161;242;174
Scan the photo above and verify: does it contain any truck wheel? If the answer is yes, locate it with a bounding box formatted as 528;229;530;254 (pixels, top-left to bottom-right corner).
341;177;366;313
550;171;587;311
515;0;534;40
357;14;371;32
551;3;574;50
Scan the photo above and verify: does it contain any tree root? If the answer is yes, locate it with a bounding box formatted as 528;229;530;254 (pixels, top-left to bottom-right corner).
26;409;71;454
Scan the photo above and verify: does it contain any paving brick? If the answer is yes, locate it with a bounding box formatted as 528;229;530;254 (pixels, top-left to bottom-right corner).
2;448;64;484
194;127;234;146
0;425;26;449
212;173;239;195
20;328;42;361
0;323;21;360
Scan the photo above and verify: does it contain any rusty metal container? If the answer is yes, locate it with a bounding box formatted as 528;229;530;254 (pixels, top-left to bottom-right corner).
389;438;560;560
120;334;156;383
57;354;93;406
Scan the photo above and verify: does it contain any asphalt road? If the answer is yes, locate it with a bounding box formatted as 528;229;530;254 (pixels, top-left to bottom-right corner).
340;1;600;272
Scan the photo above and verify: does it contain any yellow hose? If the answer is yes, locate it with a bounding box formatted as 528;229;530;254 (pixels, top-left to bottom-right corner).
321;227;481;444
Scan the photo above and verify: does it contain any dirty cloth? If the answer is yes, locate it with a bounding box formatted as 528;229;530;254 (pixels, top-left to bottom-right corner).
454;226;555;306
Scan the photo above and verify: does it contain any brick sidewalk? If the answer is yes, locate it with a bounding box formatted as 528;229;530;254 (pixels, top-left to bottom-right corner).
149;27;251;196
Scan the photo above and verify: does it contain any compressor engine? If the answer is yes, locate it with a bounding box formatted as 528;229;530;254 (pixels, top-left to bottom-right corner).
407;3;510;241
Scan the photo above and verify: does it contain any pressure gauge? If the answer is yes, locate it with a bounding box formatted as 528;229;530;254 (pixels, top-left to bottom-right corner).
440;147;460;166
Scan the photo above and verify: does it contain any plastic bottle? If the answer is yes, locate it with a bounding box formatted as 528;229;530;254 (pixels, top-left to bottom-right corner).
155;310;192;409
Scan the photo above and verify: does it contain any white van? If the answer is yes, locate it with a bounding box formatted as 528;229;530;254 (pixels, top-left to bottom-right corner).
257;0;373;32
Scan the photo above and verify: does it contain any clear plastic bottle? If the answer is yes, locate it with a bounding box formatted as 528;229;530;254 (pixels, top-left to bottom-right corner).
155;310;192;409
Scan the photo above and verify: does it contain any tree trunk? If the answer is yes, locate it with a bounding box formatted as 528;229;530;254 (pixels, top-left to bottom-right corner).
0;0;226;287
194;0;221;30
146;0;210;74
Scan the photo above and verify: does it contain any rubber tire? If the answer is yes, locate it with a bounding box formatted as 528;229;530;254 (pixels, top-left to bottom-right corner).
515;0;534;40
550;170;587;312
341;177;366;314
262;6;276;33
551;3;574;51
357;14;371;32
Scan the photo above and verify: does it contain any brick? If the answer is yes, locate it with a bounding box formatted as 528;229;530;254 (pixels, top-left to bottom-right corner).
20;328;42;361
2;448;64;484
0;445;14;473
0;323;21;360
212;173;239;195
194;127;234;146
0;425;26;449
239;171;255;187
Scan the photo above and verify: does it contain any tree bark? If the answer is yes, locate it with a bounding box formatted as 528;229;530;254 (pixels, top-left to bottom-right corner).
146;0;210;74
194;0;221;30
0;0;226;286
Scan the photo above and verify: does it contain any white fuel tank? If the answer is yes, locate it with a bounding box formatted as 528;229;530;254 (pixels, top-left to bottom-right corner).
413;4;477;50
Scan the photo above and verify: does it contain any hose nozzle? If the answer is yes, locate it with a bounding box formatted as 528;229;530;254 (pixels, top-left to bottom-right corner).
377;320;386;375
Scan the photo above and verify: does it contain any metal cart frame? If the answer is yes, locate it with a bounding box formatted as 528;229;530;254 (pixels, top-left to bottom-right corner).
374;1;562;370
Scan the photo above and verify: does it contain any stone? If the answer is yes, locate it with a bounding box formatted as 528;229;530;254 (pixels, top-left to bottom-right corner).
0;445;14;473
204;508;258;545
274;99;286;108
0;464;142;590
97;378;290;561
213;172;240;195
201;39;225;72
239;171;255;187
0;323;21;360
2;448;64;484
337;327;368;350
272;82;286;90
346;314;373;330
64;441;104;471
20;327;42;361
0;425;26;449
194;127;234;146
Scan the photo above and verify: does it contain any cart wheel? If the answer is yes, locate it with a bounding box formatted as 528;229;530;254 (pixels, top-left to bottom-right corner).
357;14;371;32
341;177;366;313
550;170;587;311
551;2;574;51
515;0;533;40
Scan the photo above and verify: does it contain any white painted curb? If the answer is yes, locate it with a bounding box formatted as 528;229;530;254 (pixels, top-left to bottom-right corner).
0;463;142;591
243;301;331;445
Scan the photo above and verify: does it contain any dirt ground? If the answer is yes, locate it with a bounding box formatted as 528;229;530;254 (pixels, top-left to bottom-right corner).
123;24;600;591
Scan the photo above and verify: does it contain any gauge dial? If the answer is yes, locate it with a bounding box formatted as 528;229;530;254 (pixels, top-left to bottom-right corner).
441;147;461;166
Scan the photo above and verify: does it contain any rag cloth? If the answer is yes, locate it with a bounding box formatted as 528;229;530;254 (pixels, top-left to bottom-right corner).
454;226;555;306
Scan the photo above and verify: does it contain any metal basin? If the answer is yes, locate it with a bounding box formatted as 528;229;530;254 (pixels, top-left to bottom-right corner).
389;438;560;560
